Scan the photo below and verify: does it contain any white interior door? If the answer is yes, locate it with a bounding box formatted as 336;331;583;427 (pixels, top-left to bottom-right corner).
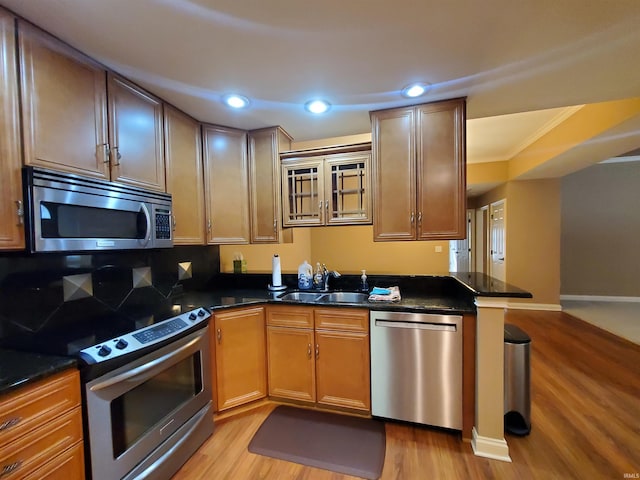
449;210;473;272
475;207;487;273
489;199;506;282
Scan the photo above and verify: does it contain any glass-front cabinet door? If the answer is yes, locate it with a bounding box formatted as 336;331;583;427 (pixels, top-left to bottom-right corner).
324;152;371;225
280;145;372;227
281;158;324;226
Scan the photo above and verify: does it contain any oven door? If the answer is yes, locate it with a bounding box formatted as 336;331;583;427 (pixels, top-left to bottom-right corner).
85;326;212;480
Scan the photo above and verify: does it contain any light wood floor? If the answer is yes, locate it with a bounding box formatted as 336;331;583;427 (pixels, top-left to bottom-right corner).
173;310;640;479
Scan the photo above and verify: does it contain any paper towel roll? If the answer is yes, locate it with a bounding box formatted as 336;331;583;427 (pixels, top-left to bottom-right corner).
271;254;282;287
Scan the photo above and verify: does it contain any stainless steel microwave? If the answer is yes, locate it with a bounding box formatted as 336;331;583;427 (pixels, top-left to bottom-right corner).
23;167;173;252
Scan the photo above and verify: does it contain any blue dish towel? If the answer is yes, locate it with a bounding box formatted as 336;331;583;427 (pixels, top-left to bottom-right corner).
370;287;391;295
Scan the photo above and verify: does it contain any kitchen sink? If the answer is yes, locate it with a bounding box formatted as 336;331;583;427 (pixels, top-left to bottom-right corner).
318;292;370;303
278;291;370;304
278;291;325;302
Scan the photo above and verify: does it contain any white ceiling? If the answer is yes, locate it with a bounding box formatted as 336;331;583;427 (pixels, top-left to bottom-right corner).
2;0;640;172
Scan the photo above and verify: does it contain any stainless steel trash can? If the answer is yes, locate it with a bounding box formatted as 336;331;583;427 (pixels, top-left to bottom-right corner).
504;323;531;435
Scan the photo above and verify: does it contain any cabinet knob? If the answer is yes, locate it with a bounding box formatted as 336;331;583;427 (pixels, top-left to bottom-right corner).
216;328;221;343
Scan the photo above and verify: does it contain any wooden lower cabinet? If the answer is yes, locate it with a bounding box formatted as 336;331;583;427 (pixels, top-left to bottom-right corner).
315;329;370;411
212;306;267;411
267;326;316;402
266;306;370;413
0;369;84;479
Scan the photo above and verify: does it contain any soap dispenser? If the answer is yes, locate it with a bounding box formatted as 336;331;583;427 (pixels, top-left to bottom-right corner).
360;270;369;292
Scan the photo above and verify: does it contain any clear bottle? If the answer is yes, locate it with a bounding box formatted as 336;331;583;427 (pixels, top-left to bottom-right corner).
313;262;323;289
360;269;369;292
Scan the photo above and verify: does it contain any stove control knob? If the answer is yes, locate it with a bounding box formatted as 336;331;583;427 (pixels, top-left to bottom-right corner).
198;309;206;317
98;345;112;357
115;339;128;350
189;312;197;321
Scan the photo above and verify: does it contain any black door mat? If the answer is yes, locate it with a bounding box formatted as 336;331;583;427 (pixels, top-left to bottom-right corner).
248;405;386;479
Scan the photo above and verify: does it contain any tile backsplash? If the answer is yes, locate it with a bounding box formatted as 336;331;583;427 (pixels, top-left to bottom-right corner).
0;246;220;340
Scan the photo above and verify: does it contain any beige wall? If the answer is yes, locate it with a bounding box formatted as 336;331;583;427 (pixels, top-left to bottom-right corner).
561;161;640;296
476;179;561;306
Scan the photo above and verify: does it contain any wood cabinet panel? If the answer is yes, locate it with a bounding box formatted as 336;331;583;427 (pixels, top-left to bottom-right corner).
371;99;466;241
213;307;267;411
267;326;315;403
248;127;292;243
371;107;416;240
18;21;109;180
0;11;24;250
203;124;250;244
22;441;84;480
0;407;82;479
164;105;205;245
108;74;165;191
416;100;466;240
315;330;370;411
266;305;314;329
314;308;368;332
0;369;80;449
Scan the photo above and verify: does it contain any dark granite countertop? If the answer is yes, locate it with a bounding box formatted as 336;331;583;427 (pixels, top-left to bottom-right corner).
0;349;77;396
449;272;533;298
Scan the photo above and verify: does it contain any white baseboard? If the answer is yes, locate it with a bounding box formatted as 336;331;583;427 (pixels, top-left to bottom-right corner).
560;295;640;303
506;302;562;311
471;427;512;462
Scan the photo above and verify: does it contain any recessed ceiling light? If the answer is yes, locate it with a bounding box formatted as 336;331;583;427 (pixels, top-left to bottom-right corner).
401;83;429;98
305;99;331;114
223;94;250;109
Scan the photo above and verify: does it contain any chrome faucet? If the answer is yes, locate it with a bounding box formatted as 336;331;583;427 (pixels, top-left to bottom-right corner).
320;264;341;291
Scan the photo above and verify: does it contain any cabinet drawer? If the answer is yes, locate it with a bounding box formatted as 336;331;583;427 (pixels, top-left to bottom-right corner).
266;305;314;328
23;441;84;480
0;369;80;448
315;308;369;332
0;407;83;479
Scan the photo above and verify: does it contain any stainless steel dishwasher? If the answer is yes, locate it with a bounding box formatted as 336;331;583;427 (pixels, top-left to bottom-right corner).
370;310;462;430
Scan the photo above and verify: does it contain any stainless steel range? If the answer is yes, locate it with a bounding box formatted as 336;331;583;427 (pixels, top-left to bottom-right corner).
12;306;214;480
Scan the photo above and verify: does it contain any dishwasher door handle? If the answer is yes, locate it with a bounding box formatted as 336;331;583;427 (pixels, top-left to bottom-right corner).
374;320;457;331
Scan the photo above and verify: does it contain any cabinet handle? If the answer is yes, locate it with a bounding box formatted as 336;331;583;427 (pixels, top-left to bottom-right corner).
273;219;277;233
112;146;122;165
102;143;111;163
315;343;319;359
318;201;323;222
15;201;23;225
417;211;422;226
325;200;329;219
207;220;212;232
172;215;177;231
216;328;221;343
0;417;21;431
1;460;23;477
410;212;415;225
307;343;312;359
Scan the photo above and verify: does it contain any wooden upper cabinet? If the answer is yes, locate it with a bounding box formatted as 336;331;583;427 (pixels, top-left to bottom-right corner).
202;124;250;244
281;144;372;227
371;98;466;241
416;101;466;239
0;10;24;250
107;74;165;191
164;105;205;245
18;21;109;180
248;126;293;243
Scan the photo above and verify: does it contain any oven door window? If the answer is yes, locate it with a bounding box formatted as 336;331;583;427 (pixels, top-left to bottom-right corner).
40;202;147;239
110;353;203;457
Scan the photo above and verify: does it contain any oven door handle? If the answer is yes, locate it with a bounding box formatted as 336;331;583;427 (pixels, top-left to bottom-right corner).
89;333;202;391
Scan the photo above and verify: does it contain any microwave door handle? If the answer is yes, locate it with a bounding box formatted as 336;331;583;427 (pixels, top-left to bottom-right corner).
140;203;152;246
